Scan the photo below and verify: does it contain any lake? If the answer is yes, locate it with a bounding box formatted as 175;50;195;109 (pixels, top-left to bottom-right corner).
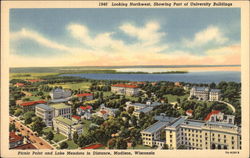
61;71;241;83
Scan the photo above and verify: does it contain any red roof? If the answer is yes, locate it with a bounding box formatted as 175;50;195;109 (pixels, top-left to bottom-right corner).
76;93;93;97
72;115;81;120
9;132;23;143
82;144;103;149
20;100;47;107
27;79;42;82
186;110;193;114
79;105;92;110
204;110;221;121
15;83;25;86
112;84;138;88
100;110;107;115
12;143;37;150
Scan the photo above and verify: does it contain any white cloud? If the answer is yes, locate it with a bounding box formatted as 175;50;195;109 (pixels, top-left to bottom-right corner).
10;28;72;52
183;25;228;48
119;21;166;46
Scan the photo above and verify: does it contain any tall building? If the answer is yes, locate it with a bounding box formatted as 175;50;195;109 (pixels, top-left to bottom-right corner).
35;104;54;126
141;115;241;150
50;103;71;119
111;84;140;96
76;93;93;102
50;88;71;99
53;116;83;139
190;87;221;101
19;100;47;112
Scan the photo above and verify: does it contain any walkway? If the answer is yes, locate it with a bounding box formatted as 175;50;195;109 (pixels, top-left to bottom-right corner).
218;100;236;113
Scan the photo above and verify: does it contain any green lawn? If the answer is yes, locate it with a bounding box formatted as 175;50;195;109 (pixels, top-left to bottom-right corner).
125;96;139;102
163;94;189;103
102;91;113;98
65;140;79;149
128;144;152;149
81;119;92;136
48;82;91;90
42;127;67;142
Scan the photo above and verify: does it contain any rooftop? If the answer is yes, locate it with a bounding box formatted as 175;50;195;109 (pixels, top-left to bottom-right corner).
36;104;53;111
142;121;168;133
193;87;209;91
76;93;93;97
184;120;206;127
72;115;81;120
9;132;23;143
204;110;221;121
170;116;187;128
130;103;147;107
82;144;103;149
79;105;92;110
50;103;70;109
50;98;69;103
54;116;73;126
12;143;37;149
210;89;221;92
135;107;153;113
154;115;176;122
112;84;138;88
206;121;237;128
20;100;47;107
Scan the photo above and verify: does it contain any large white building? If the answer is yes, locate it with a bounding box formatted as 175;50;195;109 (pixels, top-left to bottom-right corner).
53;116;83;139
190;87;221;101
50;103;71;119
141;115;241;150
111;84;140;96
50;88;71;99
35;104;54;126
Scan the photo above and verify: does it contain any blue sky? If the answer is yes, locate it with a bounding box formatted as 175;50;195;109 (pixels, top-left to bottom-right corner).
10;8;241;67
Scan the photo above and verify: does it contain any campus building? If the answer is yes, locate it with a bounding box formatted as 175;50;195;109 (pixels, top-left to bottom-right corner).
9;132;23;149
126;101;161;117
35;104;54;126
50;103;71;119
190;87;221;101
76;93;93;102
111;84;140;96
50;88;71;99
19;100;47;112
53;116;83;139
141;115;241;150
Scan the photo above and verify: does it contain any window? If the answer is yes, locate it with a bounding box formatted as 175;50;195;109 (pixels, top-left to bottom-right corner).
205;133;207;136
224;135;226;138
212;133;214;136
224;140;226;143
218;134;220;137
232;136;234;140
218;139;220;142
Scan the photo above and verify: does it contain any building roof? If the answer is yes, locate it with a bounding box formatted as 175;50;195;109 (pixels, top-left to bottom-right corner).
50;98;69;103
20;100;47;107
170;116;187;128
50;103;70;109
72;115;81;120
193;87;209;91
210;89;221;92
135;107;153;113
154;115;176;122
15;83;25;86
147;102;161;107
9;132;23;143
36;104;53;111
26;79;42;83
206;121;236;128
112;84;138;88
186;110;193;114
12;143;37;149
184;120;205;127
142;121;168;133
130;103;147;107
79;105;92;110
100;110;107;115
76;93;93;97
54;116;73;126
204;110;221;121
82;144;103;149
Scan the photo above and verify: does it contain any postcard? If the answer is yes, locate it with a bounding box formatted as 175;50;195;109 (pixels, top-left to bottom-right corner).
1;0;249;158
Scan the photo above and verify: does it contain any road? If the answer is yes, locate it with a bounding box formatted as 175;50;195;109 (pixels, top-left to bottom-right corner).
218;100;236;113
10;116;54;149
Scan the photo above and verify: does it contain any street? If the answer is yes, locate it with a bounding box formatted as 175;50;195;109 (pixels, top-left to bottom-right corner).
9;116;54;149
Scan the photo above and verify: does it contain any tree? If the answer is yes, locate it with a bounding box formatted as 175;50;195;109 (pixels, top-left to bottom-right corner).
108;138;117;149
46;131;54;142
31;119;46;135
139;112;145;119
162;144;169;149
14;109;23;117
73;131;79;144
116;138;127;149
131;138;136;149
60;141;68;149
24;111;35;124
9;123;16;132
127;106;134;115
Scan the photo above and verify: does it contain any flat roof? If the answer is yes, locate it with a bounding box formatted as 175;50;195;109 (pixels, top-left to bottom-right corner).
36;104;53;111
207;121;236;128
148;102;161;107
184;120;206;127
131;103;147;107
170;117;187;128
135;107;153;113
54;116;73;126
155;116;176;122
50;98;69;103
50;103;70;109
142;121;168;133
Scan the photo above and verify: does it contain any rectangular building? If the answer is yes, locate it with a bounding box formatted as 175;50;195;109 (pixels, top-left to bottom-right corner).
35;104;54;126
111;84;140;96
53;116;83;139
50;103;71;119
19;100;47;112
50;88;71;99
